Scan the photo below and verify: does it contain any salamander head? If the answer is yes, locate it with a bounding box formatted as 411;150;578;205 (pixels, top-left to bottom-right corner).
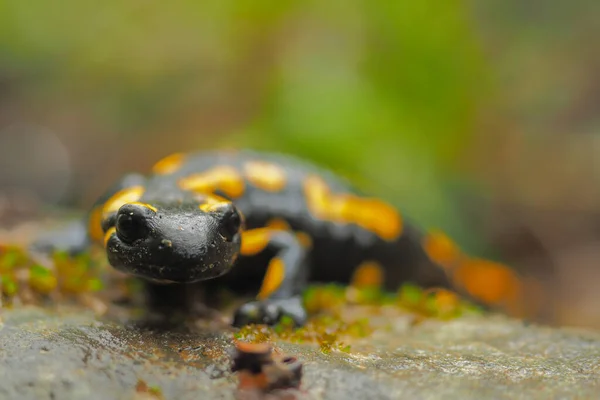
104;196;242;283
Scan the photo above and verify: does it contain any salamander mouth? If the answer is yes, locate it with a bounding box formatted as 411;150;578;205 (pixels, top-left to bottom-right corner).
105;225;240;283
107;245;234;283
111;261;223;283
142;277;179;284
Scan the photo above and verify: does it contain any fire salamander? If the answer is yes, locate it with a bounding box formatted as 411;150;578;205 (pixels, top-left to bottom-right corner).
34;149;523;326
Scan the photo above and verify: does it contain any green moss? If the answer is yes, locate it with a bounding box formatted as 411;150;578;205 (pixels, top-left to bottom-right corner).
1;275;18;297
0;246;28;272
52;250;106;293
234;283;483;354
397;283;424;307
303;284;347;314
1;251;19;270
0;243;110;305
135;380;164;399
29;264;58;294
303;281;479;320
235;313;372;354
86;278;104;292
0;237;482;343
148;386;163;397
395;284;483;320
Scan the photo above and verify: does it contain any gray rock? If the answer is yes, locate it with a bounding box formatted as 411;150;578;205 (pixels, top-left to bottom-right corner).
1;306;599;400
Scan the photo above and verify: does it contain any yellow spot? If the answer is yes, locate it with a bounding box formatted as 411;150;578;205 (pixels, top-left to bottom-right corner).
257;258;285;300
128;202;158;213
422;230;463;269
422;288;461;316
295;232;313;248
179;166;245;198
88;205;104;243
266;219;312;248
29;269;58;294
304;175;402;240
453;258;522;307
433;289;460;310
243;161;287;192
266;218;290;230
103;227;116;247
351;261;384;288
152;153;185;175
199;196;231;213
240;228;272;256
102;186;145;216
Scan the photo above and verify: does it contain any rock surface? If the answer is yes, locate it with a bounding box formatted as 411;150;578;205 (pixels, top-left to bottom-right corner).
1;306;599;400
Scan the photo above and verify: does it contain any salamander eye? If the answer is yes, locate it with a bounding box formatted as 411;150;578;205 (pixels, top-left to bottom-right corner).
218;203;242;241
115;205;151;244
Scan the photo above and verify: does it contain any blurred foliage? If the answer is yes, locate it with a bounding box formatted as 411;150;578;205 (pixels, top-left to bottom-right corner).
0;0;489;251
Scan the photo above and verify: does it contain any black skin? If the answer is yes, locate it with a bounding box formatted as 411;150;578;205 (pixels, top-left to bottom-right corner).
33;150;451;327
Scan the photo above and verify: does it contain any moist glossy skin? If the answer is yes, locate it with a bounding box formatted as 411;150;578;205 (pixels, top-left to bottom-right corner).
36;149;522;326
105;200;241;283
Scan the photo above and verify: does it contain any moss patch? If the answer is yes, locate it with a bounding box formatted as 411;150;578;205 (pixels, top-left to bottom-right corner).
233;283;482;354
0;241;482;356
0;244;132;309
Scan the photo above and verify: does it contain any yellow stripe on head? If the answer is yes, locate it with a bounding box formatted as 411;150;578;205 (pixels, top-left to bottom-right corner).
257;258;285;300
128;201;158;213
198;195;231;213
103;227;116;247
102;186;145;216
88;205;105;243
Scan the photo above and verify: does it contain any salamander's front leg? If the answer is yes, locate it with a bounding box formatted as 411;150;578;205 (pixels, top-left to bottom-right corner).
232;228;309;327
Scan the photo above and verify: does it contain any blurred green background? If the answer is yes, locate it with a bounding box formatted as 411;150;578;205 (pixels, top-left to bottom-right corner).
0;1;598;328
